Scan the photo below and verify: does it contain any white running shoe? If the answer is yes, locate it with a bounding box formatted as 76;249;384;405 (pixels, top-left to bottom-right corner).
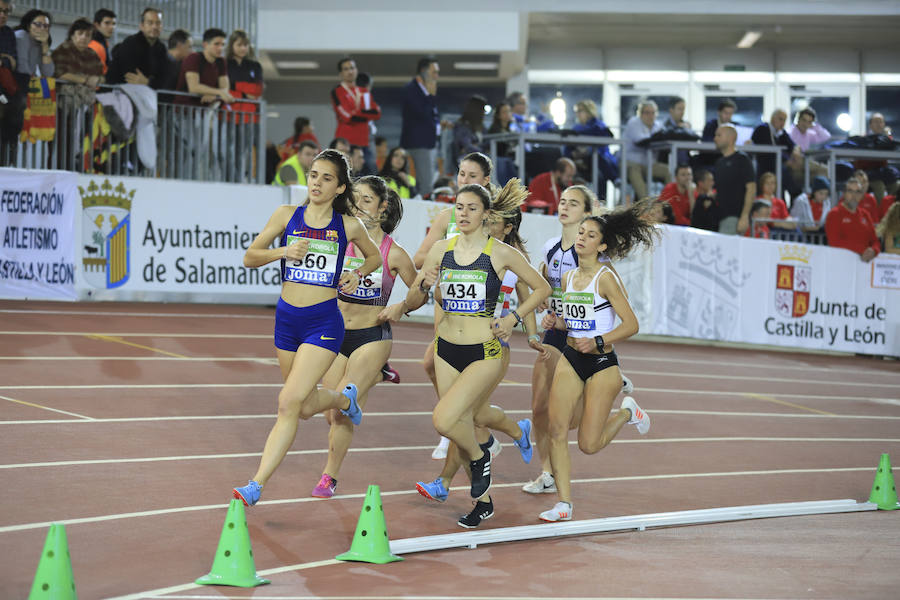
621;373;634;395
539;501;573;522
488;435;502;459
431;436;450;460
621;396;650;435
522;471;556;494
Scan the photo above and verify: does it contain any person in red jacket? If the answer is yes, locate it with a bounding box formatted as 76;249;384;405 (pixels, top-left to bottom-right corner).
330;57;380;173
825;177;880;262
658;163;693;225
526;157;575;214
844;169;881;221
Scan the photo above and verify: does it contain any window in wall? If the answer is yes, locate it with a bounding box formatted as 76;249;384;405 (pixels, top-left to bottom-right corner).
704;96;764;129
865;86;900;135
790;96;851;141
529;84;604;129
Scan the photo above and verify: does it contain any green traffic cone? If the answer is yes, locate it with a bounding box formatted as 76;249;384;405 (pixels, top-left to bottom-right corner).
196;499;270;587
336;484;403;564
868;453;899;510
28;523;77;600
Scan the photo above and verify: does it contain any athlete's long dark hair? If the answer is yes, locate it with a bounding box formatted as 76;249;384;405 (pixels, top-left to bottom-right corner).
459;151;493;180
355;175;401;234
586;199;659;261
313;149;356;215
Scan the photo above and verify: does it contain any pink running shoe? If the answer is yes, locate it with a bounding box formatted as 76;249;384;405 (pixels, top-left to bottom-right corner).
381;362;400;383
312;473;337;498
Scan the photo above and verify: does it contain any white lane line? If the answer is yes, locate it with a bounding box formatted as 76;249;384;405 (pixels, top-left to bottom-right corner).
0;466;874;534
0;394;93;420
3;438;897;470
2;408;899;426
0;309;272;319
130;596;778;600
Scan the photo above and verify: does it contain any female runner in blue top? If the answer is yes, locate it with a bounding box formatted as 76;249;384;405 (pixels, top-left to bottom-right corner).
233;150;382;506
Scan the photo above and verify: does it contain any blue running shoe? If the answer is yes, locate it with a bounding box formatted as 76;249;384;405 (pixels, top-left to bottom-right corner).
233;480;261;507
415;477;449;502
514;418;533;464
339;384;361;425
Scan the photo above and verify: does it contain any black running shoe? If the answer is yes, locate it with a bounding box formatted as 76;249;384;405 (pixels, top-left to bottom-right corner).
469;451;492;498
458;499;494;528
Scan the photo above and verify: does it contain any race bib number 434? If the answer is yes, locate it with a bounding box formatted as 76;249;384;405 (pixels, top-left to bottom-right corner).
563;291;595;331
284;236;339;285
440;269;486;313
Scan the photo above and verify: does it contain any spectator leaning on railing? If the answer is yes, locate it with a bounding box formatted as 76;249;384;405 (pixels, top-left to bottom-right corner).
790;175;832;234
87;8;116;75
52;19;103;105
825;177;880;262
623;99;671;201
175;28;233;106
106;7;167;89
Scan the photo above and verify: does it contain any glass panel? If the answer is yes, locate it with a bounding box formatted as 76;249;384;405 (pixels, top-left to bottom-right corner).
865;86;900;136
529;84;604;129
790;95;850;140
704;96;764;129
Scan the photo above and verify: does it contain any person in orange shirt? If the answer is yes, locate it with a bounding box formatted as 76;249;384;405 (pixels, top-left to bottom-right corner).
526;157;575;214
87;8;115;74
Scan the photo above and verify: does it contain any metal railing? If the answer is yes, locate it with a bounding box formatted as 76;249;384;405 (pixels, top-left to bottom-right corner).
5;82;266;184
13;0;258;44
804;147;900;198
751;218;827;245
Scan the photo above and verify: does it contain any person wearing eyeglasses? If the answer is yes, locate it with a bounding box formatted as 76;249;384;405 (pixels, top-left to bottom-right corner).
13;9;54;83
826;177;881;262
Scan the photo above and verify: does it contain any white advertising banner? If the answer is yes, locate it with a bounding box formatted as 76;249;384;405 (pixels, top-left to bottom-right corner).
647;225;900;356
0;168;78;300
74;174;285;303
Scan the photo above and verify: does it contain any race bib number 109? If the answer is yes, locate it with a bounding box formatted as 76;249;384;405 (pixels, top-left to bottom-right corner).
562;291;595;331
284;235;339;286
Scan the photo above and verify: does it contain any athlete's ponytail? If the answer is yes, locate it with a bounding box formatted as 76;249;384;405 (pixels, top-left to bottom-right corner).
380;187;403;234
490;178;529;255
586;199;659;261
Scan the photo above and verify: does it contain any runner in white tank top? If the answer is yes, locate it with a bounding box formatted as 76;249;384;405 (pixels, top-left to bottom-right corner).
537;203;660;523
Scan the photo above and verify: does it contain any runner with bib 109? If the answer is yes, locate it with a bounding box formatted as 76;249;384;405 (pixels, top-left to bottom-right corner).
537;202;658;523
406;181;551;500
312;178;418;498
232;149;382;507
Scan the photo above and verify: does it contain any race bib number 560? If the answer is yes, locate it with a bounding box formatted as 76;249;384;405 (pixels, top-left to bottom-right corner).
284;235;339;285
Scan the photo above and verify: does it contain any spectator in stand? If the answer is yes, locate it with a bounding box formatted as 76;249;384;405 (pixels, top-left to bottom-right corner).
756;172;790;221
106;7;168;89
825;177;880;262
876;202;900;255
8;9;53;164
349;145;365;175
787;106;830;187
487;100;516;185
87;8;116;75
379;146;417;199
401;56;439;197
790;175;832;234
158;29;191;102
272;139;316;186
279;116;319;160
658;163;694;226
691;169;718;231
845;169;880;221
356;71;378;172
374;135;387;170
226;29;262;182
508;91;537;136
746;200;772;239
526;157;575;214
662;96;691;131
859;112;898;202
452;94;487;167
0;0;20;165
568;99;616;198
330;56;379;174
623;99;671;201
329;136;350;157
712;124;756;235
751;109;801;197
701;98;736;141
175;28;232;106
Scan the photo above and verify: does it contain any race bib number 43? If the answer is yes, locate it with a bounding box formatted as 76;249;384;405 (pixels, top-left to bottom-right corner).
341;256;382;299
563;291;595;331
284;235;339;285
549;287;565;316
440;269;486;313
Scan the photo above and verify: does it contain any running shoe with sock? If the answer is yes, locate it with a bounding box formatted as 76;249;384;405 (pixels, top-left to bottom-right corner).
431;435;450;460
539;501;573;522
458;498;494;528
381;362;400;383
522;471;556;494
513;418;533;463
621;396;650;434
469;451;492;498
339;384;361;425
621;372;634;394
233;480;262;507
415;477;449;502
484;434;502;459
311;473;337;498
